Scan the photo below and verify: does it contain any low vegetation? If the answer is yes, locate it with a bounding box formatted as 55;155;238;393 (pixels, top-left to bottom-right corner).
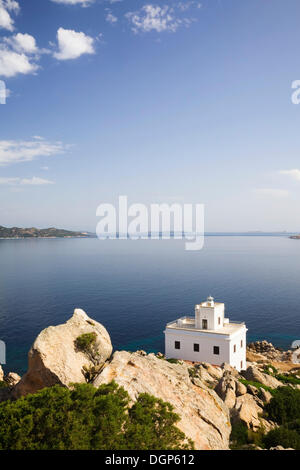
262;364;300;385
230;422;265;450
231;387;300;449
0;381;194;450
263;423;300;450
264;387;300;425
238;378;275;394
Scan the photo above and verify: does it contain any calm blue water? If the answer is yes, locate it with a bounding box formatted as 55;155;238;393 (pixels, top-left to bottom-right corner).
1;236;300;375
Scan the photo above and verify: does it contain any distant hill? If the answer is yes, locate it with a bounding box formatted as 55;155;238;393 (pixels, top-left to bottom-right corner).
290;235;300;239
0;226;92;239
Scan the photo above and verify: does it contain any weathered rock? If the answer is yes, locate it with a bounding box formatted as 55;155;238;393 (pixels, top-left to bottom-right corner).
242;366;282;389
233;393;263;430
235;381;247;396
0;365;3;382
247;341;293;363
4;372;21;387
259;388;273;404
269;446;294;450
14;309;112;397
247;384;259;396
93;350;231;450
215;372;237;409
260;418;277;433
201;363;223;381
197;365;218;387
221;363;240;378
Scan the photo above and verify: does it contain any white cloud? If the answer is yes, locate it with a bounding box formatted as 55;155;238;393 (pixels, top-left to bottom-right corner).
254;188;290;199
126;4;198;33
106;12;118;24
0;138;67;166
279;169;300;181
4;33;38;54
177;1;201;12
126;5;181;33
54;27;95;60
0;33;40;78
0;47;38;77
0;0;19;32
0;176;54;185
51;0;94;5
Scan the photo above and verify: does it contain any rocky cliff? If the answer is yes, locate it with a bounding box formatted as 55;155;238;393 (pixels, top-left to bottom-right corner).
2;311;300;450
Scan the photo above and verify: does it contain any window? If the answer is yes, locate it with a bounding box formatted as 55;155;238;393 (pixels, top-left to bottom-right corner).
202;319;208;330
175;341;180;350
240;361;243;370
213;346;220;355
241;340;243;348
234;344;236;353
218;317;221;325
193;343;199;352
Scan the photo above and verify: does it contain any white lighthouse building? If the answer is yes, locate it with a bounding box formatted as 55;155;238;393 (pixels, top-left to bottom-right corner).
164;296;247;371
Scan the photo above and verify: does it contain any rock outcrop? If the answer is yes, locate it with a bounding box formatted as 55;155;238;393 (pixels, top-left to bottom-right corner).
14;309;112;397
233;393;263;430
4;372;21;387
0;365;3;382
93;351;231;450
214;366;279;430
242;365;282;389
247;341;293;363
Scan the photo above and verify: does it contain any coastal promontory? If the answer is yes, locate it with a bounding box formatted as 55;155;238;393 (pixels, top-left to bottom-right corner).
0;226;91;239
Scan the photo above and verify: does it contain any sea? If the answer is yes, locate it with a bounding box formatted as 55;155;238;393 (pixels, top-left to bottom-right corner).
1;234;300;375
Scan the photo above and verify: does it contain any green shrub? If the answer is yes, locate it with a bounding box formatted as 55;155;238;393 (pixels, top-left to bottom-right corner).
0;382;194;450
263;364;278;375
265;387;300;425
74;332;97;352
275;374;300;386
0;381;8;389
230;422;248;448
263;426;300;450
230;422;265;450
166;358;180;364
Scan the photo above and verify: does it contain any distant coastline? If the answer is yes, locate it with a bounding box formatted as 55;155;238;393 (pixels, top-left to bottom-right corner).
0;226;94;239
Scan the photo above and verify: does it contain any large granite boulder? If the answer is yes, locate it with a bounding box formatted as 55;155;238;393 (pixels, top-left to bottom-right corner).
215;372;238;409
14;309;112;397
232;393;263;430
93;351;231;450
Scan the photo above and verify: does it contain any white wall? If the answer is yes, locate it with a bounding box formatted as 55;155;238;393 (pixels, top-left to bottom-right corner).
229;330;247;371
165;327;247;371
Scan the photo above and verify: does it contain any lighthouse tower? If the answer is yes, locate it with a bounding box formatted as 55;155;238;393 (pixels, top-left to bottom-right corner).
164;296;247;371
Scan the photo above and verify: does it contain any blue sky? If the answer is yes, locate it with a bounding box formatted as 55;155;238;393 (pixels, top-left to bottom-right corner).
1;0;300;231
